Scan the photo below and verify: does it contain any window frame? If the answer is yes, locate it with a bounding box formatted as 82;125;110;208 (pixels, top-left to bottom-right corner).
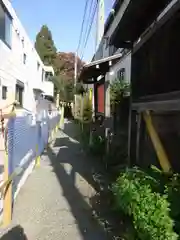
0;1;12;48
117;68;125;81
104;36;109;49
37;62;40;70
23;53;27;64
42;69;44;82
15;82;24;107
2;85;7;100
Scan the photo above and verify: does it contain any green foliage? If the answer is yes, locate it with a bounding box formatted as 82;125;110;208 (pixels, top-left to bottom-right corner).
54;53;84;101
110;78;130;107
52;76;74;102
89;134;105;156
74;82;86;95
147;167;180;234
35;25;57;65
112;167;178;240
35;26;84;103
82;96;92;122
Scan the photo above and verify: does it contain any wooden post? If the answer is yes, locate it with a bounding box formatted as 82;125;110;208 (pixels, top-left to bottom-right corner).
60;105;64;130
56;93;60;109
136;113;141;164
127;100;132;166
143;111;172;173
105;127;110;154
80;95;84;131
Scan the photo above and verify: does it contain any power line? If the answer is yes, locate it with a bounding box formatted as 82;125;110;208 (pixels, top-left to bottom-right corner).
76;0;90;55
80;0;94;52
80;0;98;60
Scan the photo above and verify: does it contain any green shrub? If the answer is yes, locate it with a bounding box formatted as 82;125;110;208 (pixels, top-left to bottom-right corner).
82;96;92;122
74;82;86;95
112;167;178;240
90;134;105;156
148;167;180;234
110;78;130;107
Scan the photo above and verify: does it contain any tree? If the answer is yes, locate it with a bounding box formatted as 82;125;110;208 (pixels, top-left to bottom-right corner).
54;52;84;80
54;52;85;102
35;25;85;103
52;75;74;102
35;25;57;65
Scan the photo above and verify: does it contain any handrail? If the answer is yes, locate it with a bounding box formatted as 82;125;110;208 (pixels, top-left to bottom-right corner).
0;166;22;196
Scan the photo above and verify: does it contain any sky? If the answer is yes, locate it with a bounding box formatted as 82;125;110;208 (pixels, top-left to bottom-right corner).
11;0;115;62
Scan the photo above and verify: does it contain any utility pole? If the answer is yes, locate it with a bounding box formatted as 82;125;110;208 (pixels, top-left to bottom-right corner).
74;52;77;87
91;0;105;118
74;52;78;118
95;0;105;51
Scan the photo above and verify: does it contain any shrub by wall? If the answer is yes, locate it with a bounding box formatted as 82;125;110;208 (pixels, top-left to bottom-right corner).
112;168;178;240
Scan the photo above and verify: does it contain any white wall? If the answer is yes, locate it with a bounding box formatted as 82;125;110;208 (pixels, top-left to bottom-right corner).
108;52;131;83
43;81;54;97
0;0;52;112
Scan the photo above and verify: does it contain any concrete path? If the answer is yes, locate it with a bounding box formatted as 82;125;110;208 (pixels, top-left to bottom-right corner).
0;120;108;240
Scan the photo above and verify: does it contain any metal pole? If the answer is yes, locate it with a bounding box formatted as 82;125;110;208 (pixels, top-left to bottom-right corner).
96;0;105;51
74;52;77;87
74;52;78;118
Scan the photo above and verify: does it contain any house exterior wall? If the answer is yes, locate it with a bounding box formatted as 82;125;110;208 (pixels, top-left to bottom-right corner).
87;0;131;123
0;0;54;112
108;51;131;83
94;0;130;60
43;81;54;97
104;52;131;120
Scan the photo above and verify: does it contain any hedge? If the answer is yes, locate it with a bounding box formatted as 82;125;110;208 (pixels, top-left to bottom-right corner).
112;167;178;240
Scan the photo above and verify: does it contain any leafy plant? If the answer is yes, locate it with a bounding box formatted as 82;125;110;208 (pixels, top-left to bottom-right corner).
74;82;86;95
112;167;178;240
110;78;130;107
82;95;92;122
90;134;105;156
148;167;180;234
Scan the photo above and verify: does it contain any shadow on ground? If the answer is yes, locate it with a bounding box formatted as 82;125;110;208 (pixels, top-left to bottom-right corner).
44;120;130;239
45;144;108;239
0;225;27;240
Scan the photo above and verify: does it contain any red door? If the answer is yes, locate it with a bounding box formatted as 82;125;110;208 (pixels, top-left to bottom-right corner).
97;83;104;114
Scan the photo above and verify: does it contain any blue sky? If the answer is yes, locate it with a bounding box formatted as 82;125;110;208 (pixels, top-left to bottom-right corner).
11;0;114;62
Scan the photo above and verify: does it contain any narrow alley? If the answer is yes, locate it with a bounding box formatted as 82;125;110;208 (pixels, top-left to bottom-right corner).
0;120;108;240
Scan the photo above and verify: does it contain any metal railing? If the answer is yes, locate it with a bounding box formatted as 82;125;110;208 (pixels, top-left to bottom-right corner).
0;106;64;227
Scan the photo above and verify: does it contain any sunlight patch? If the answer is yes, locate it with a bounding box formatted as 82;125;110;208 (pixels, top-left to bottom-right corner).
68;137;79;144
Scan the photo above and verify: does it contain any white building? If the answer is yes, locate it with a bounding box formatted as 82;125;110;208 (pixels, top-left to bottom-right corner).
0;0;54;113
43;66;54;98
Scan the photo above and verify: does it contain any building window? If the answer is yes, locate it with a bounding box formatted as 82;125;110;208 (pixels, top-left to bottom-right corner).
109;44;117;56
22;37;24;48
23;53;27;64
37;62;40;70
15;83;24;106
117;68;125;81
45;71;53;81
104;37;109;49
2;86;7;99
0;2;12;47
42;69;44;82
45;72;48;81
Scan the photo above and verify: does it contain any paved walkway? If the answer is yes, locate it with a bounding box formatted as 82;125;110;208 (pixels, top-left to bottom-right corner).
0;120;108;240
